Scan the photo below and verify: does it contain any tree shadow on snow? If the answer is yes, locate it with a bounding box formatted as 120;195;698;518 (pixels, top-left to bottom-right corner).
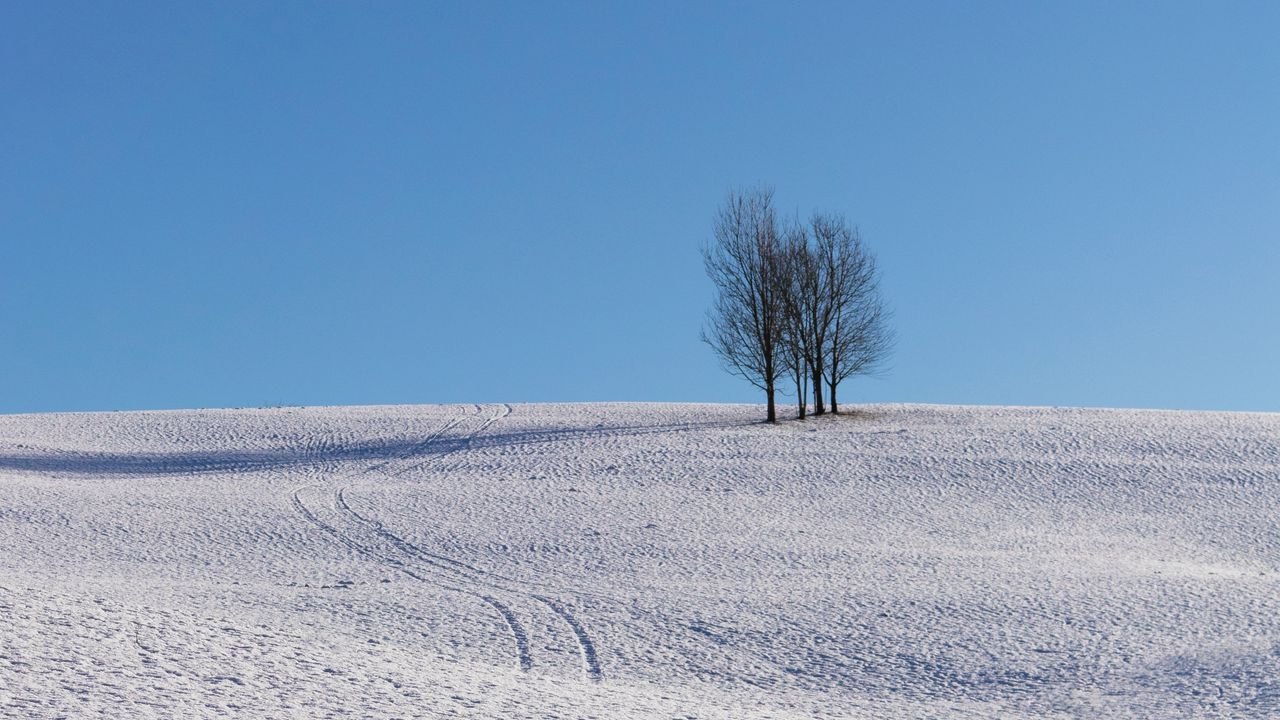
0;418;749;477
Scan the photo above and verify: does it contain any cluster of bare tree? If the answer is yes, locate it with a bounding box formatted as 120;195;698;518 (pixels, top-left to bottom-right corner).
702;187;892;422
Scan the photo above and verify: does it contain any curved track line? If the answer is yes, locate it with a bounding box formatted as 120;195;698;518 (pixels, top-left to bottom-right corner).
339;403;606;681
335;488;483;577
335;484;605;598
480;595;533;671
294;404;605;680
291;489;428;582
366;414;468;476
535;596;603;682
389;403;511;479
291;487;532;672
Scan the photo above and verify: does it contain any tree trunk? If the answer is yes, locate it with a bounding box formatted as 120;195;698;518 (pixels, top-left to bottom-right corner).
829;336;839;414
801;366;808;418
795;370;806;419
792;364;805;419
811;366;825;415
766;380;777;423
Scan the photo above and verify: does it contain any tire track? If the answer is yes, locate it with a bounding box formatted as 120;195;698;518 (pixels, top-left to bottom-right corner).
335;483;607;677
336;484;602;674
335;482;614;596
290;490;431;584
366;413;469;476
336;487;482;578
536;595;603;682
292;486;535;671
388;403;511;479
290;404;604;680
330;402;605;681
289;406;546;675
480;595;534;671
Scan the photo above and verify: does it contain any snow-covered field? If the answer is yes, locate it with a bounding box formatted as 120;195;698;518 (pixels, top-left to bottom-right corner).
1;402;1277;718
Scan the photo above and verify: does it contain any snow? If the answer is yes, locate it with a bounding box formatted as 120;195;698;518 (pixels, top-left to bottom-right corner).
1;402;1277;718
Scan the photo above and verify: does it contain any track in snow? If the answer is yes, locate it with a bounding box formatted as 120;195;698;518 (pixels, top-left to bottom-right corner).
289;403;603;680
480;595;534;671
335;484;603;680
535;596;603;682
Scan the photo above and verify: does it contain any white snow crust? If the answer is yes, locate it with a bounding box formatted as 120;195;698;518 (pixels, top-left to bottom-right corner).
1;402;1277;718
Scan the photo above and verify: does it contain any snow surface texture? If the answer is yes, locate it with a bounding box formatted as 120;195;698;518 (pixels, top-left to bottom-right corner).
1;402;1278;719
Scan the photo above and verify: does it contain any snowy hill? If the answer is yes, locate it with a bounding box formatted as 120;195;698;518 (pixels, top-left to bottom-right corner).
1;402;1277;718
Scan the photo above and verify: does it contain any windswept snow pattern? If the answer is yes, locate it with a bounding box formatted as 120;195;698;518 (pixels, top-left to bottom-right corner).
1;402;1278;718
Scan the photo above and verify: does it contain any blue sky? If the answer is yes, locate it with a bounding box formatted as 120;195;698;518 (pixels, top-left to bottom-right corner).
2;1;1277;414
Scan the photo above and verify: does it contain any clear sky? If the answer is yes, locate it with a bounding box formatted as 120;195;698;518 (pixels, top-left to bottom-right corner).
2;1;1277;414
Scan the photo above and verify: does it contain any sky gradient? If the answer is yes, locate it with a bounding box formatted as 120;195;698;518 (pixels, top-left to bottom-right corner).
3;1;1278;414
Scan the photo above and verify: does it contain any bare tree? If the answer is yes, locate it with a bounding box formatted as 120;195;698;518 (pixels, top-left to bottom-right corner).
781;325;808;419
778;221;811;419
704;192;892;421
701;187;787;422
819;215;893;414
794;214;846;415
